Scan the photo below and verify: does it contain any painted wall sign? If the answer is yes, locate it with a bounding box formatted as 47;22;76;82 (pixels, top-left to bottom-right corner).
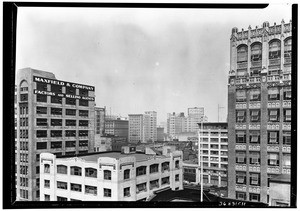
33;76;95;91
34;90;95;101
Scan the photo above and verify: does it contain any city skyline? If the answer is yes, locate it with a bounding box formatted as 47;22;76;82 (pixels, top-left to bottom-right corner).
16;5;291;123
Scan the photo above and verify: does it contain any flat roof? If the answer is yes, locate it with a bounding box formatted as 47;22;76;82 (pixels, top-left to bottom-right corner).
59;151;157;162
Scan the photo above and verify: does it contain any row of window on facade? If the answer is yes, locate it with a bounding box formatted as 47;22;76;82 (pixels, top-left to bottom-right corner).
236;38;291;63
200;143;228;150
36;118;89;127
35;94;90;106
36;106;89;117
36;83;90;96
236;151;290;167
200;137;228;143
43;161;180;179
36;140;88;150
236;192;260;202
235;130;291;145
236;87;291;102
36;130;89;138
236;109;291;123
43;175;178;200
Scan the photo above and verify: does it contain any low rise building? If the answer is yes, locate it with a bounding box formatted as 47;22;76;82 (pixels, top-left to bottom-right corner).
269;174;290;207
39;146;183;201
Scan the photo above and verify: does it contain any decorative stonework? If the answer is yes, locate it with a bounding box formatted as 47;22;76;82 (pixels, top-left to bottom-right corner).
267;124;280;130
282;146;291;153
282;123;291;131
235;164;247;171
267;101;280;108
236;124;247;130
236;185;247;192
236;103;247;109
249;145;260;151
249;102;261;109
249;186;261;193
282;101;291;108
267;167;280;174
235;145;246;150
249;124;260;130
249;165;261;172
282;168;291;174
267;145;279;152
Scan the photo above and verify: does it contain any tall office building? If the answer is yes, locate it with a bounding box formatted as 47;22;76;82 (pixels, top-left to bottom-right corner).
167;112;185;138
227;20;292;204
145;111;157;142
16;68;95;201
128;114;144;144
104;118;129;140
95;107;105;136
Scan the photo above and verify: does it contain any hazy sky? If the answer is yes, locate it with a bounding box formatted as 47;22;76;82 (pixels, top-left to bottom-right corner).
16;4;292;123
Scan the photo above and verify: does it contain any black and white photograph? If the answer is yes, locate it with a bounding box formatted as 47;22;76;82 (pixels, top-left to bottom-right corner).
2;1;297;209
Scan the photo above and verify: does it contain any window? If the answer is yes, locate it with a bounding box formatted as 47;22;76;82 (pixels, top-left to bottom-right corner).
236;110;246;122
250;131;260;144
44;194;50;201
237;45;248;63
210;144;219;149
269;40;281;59
249;89;261;101
236;172;246;184
85;168;97;178
150;179;159;190
51;141;62;149
85;185;97;195
250;193;260;202
104;170;111;180
249;152;260;165
162;162;170;172
236;131;246;143
66;86;76;94
136;183;147;193
79;110;88;117
66;130;76;137
268;131;279;144
124;169;130;180
36;118;47;126
71;183;82;192
175;174;180;181
20;130;28;138
44;180;50;188
79;120;89;127
51;119;62;126
251;43;262;62
79;100;88;107
51;96;62;104
268;153;279;166
79;140;88;147
66;98;76;105
66;119;76;126
268;88;280;101
283;87;291;100
161;177;170;185
51;130;62;137
236;151;246;164
36;142;47;150
65;151;76;155
284;109;291;122
36;166;40;174
36;82;47;91
66;141;76;148
237;69;247;77
104;188;112;197
79;130;88;137
66;109;76;116
283;132;291;145
79;89;88;96
57;196;67;201
284;38;292;59
250;110;260;122
57;181;67;190
51;84;62;93
36;154;40;162
175;160;180;169
57;165;67;174
150;164;159;173
269;109;279;122
124;187;130;197
136;166;147;176
36;130;47;138
282;154;291;168
51;107;62;115
71;166;82;176
236;90;246;102
44;164;50;173
36;94;47;102
36;106;47;114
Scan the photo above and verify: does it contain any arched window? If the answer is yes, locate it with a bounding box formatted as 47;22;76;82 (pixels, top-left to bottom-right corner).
70;166;82;176
284;38;292;61
269;39;281;59
20;80;29;102
251;43;262;62
237;45;248;63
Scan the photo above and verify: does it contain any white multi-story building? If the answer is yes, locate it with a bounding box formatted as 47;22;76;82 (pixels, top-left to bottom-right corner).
39;146;183;201
145;111;157;142
183;122;228;187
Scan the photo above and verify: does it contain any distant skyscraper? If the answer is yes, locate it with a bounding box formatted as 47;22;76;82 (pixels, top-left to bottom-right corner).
95;107;105;136
128;114;144;144
227;20;291;204
104;118;129;140
167;112;185;138
145;111;157;142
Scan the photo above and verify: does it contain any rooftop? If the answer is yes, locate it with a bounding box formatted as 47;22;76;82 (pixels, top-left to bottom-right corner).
270;174;291;183
58;151;157;163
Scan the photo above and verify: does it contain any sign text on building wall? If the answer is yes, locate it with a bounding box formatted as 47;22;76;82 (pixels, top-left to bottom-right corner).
34;90;95;101
33;76;95;91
